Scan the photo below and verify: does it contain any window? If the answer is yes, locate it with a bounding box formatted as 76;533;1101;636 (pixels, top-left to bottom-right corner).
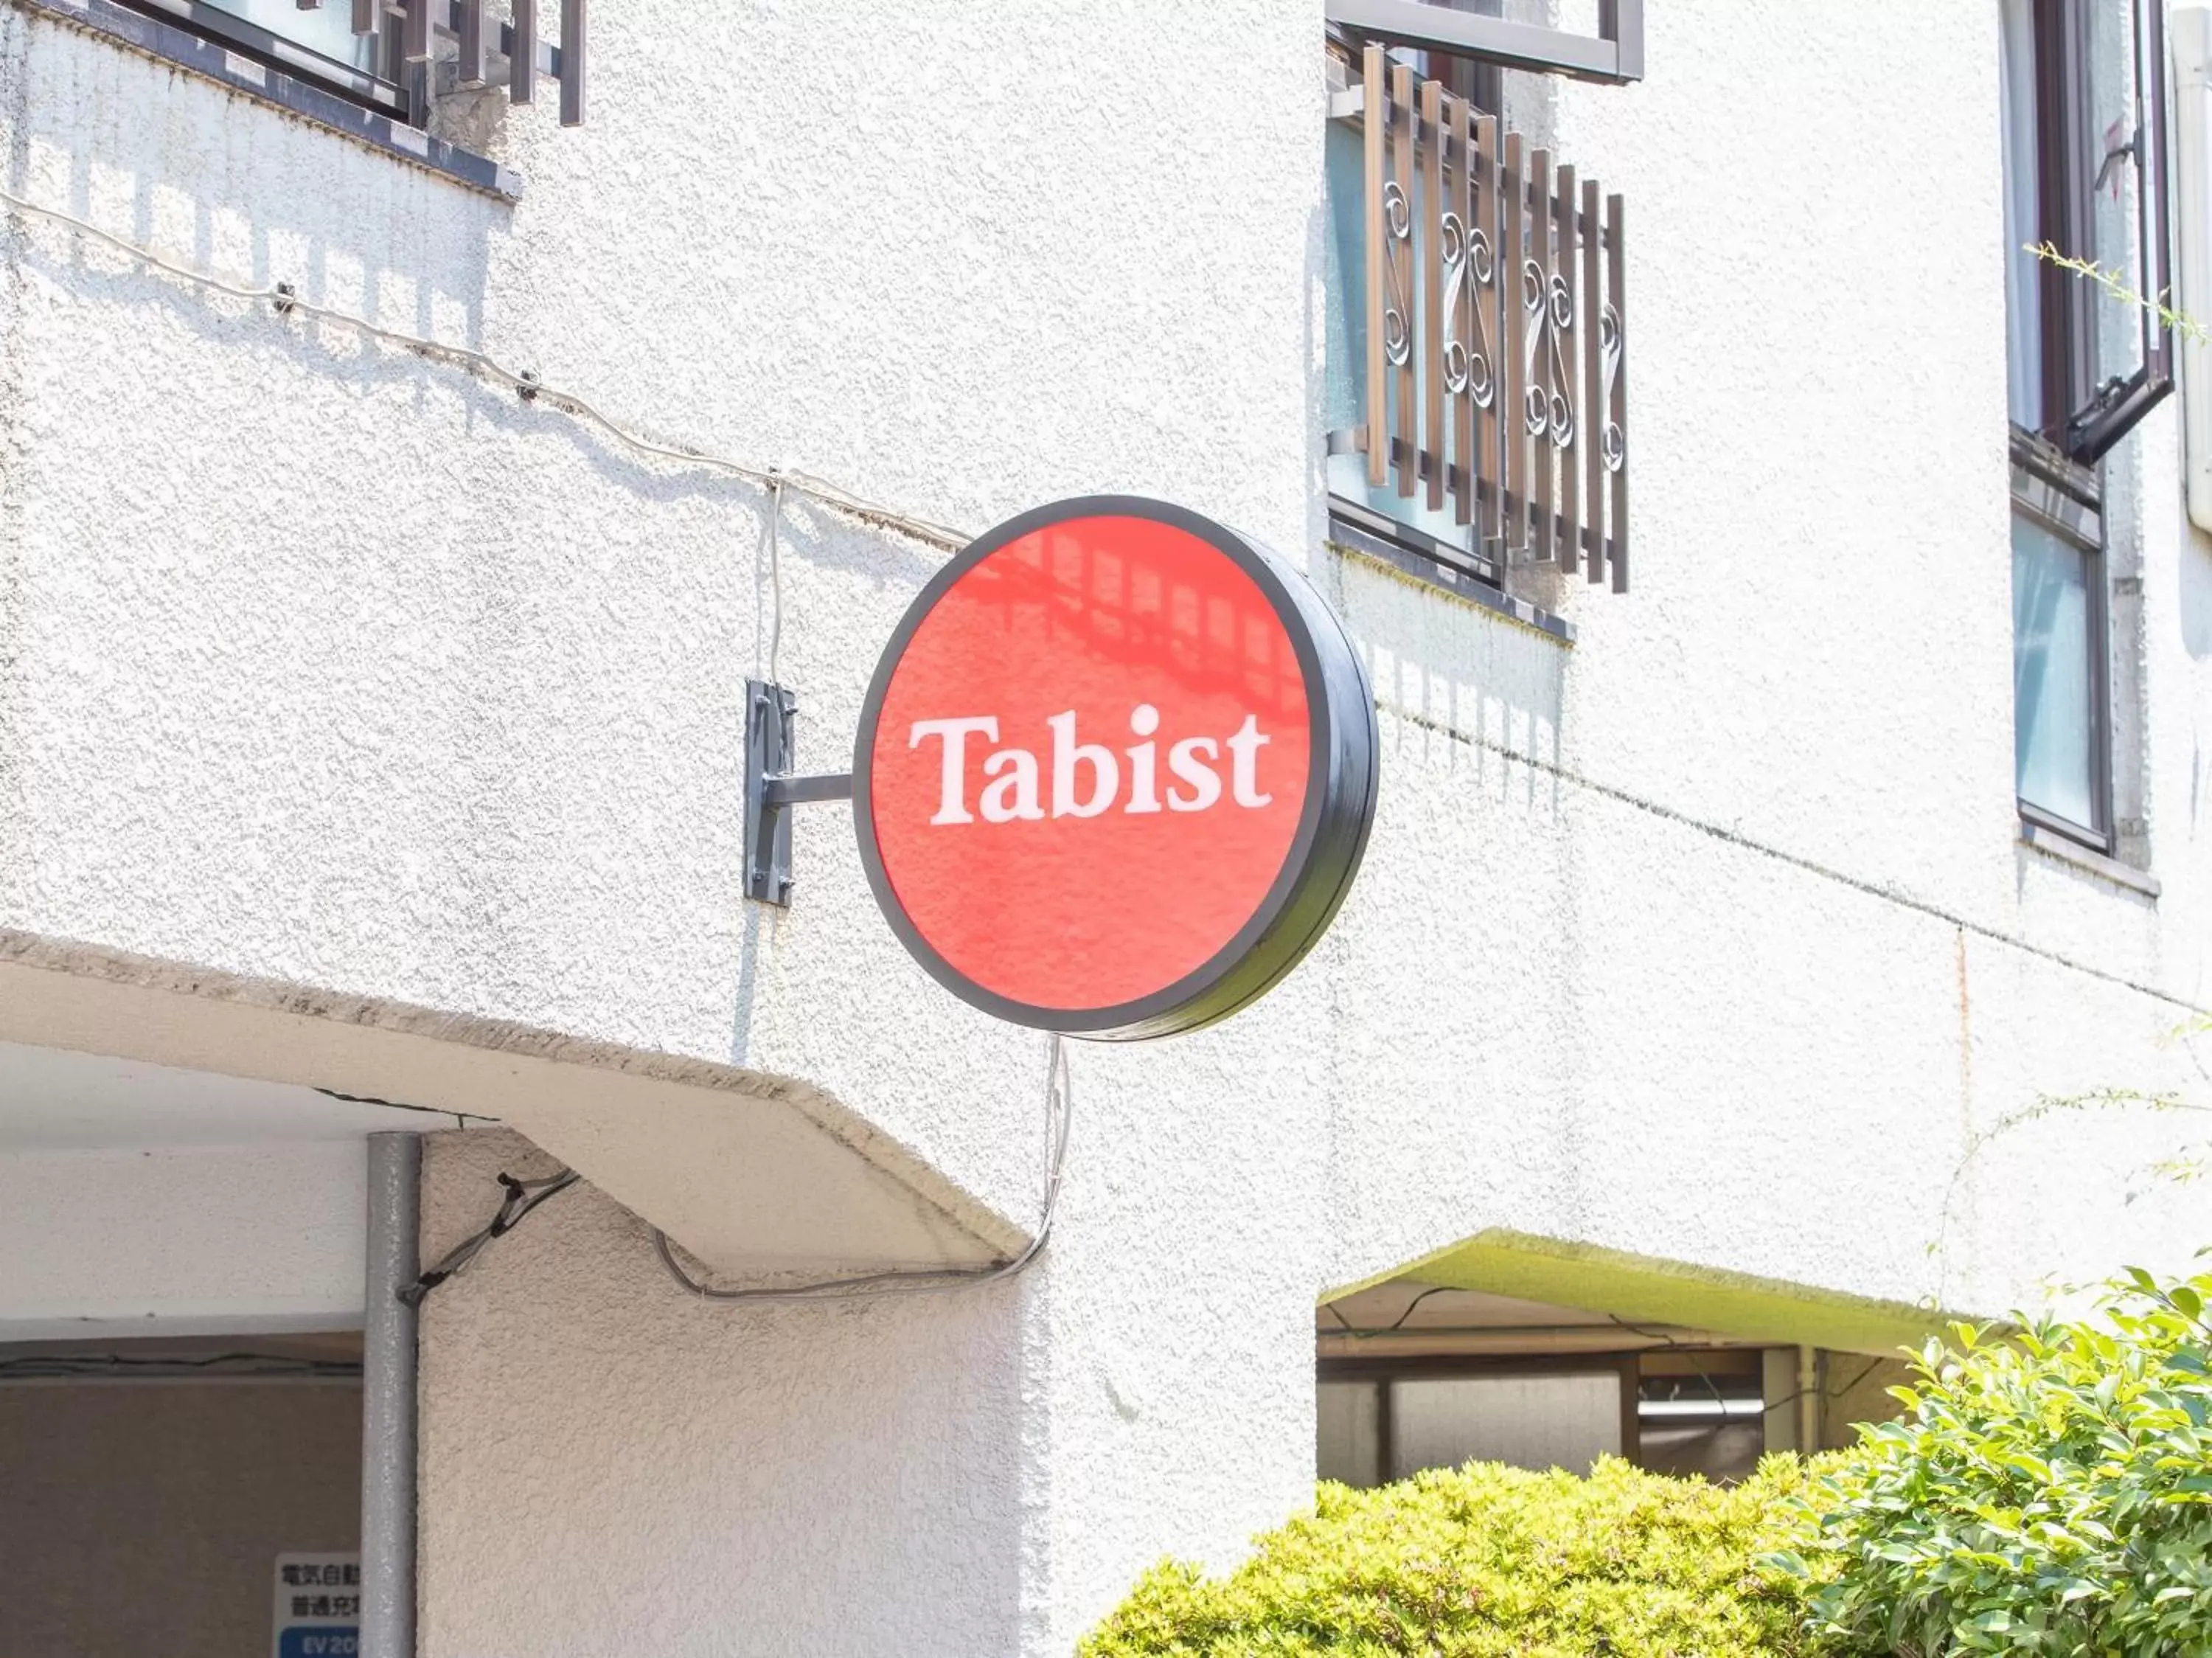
106;0;588;129
204;0;376;72
1318;1354;1780;1486
1322;32;1631;613
1318;1361;1635;1485
117;0;408;119
2012;502;2106;834
1998;0;2170;465
1997;0;2168;847
1315;1285;1788;1488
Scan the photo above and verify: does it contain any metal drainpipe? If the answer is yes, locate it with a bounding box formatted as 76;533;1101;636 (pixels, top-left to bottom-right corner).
1795;1345;1821;1456
363;1133;421;1658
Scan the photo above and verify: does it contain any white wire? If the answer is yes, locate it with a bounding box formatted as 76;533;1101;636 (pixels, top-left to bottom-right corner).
0;187;972;556
653;1032;1071;1303
765;471;786;684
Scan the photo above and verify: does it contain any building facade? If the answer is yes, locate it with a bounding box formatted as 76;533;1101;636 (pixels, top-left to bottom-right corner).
1;1;2208;1654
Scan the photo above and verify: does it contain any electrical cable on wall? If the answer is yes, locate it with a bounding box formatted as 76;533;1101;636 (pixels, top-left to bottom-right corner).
402;1035;1069;1307
0;1351;364;1381
401;1168;580;1306
653;1032;1071;1303
763;471;787;684
0;187;971;558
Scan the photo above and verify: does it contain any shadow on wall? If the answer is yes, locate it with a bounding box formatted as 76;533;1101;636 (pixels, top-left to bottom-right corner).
2183;535;2212;840
1332;548;1571;818
0;5;501;406
0;10;961;565
2185;532;2212;664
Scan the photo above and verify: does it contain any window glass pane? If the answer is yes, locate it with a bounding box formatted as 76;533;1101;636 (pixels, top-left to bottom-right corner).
2085;1;2147;398
1999;0;2045;431
204;1;378;72
1316;1381;1382;1488
1388;1373;1621;1479
2012;510;2099;828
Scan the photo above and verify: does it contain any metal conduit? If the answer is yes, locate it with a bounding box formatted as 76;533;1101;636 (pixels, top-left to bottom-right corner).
362;1134;421;1658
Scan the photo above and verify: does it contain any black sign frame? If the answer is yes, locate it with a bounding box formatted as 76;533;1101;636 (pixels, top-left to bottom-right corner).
851;496;1379;1040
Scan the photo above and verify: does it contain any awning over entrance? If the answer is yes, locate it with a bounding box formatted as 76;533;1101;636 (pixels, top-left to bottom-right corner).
0;928;1028;1280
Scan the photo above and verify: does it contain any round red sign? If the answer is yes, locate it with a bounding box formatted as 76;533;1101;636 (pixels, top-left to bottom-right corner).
853;497;1377;1038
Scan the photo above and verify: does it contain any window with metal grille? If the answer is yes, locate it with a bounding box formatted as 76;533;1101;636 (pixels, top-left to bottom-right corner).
112;0;586;128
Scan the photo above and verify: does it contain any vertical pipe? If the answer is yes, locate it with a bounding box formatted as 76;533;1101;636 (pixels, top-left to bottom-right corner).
362;1133;420;1658
1795;1345;1821;1456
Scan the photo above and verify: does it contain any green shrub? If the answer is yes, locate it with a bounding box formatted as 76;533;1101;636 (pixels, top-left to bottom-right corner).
1080;1454;1823;1657
1772;1267;2212;1657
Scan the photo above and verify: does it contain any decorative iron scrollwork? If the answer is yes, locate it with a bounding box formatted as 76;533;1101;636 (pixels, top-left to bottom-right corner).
1382;180;1413;367
1441;212;1495;408
1601;302;1625;472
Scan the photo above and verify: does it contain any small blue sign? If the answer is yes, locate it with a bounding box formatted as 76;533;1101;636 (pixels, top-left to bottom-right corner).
278;1628;358;1658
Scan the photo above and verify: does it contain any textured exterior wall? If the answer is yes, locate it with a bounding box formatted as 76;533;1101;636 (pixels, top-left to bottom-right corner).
3;0;2209;1653
0;1380;361;1656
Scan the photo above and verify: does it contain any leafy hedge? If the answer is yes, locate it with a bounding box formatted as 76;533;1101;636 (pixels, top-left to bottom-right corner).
1082;1266;2212;1658
1773;1267;2212;1657
1079;1454;1823;1657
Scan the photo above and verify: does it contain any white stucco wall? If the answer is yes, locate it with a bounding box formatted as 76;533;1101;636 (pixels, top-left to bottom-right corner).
3;1;2209;1653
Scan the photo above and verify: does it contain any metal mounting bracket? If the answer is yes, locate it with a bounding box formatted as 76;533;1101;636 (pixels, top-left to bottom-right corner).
743;679;854;907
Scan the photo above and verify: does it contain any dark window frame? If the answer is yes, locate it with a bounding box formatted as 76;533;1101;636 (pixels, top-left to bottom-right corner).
2010;440;2115;848
2002;0;2167;853
111;0;419;121
2013;0;2172;465
1318;1353;1644;1484
1324;0;1644;84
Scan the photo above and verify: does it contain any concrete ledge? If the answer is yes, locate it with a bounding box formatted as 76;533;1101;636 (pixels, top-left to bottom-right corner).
0;929;1029;1274
2018;820;2163;899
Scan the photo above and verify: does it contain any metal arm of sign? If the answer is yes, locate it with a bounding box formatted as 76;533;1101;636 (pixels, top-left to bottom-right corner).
744;679;854;907
762;771;855;808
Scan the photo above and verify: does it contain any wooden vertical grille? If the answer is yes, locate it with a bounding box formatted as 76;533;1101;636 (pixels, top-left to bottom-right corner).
1355;55;1629;590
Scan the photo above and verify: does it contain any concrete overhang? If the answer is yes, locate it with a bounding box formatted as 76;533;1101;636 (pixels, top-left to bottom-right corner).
1339;1229;1952;1358
0;929;1026;1275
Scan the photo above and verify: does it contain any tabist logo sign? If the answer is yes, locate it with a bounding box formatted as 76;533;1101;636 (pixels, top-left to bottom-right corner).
853;496;1378;1038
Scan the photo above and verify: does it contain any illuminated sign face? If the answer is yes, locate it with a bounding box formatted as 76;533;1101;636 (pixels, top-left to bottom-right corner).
853;497;1377;1039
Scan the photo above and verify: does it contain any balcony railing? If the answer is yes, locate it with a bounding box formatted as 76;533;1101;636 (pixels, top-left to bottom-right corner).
1328;44;1629;594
